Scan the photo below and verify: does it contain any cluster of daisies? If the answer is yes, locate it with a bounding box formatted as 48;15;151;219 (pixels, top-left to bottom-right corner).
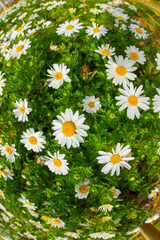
0;0;160;239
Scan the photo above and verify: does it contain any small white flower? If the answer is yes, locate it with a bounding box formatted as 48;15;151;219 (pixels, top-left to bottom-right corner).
125;46;146;64
95;44;116;59
18;12;27;20
145;214;159;223
0;189;5;199
29;219;43;229
82;96;101;114
64;232;80;239
0;71;6;96
97;143;134;176
55;237;68;240
148;187;159;199
90;232;115;239
20;128;46;152
47;63;71;89
153;88;160;117
105;55;137;86
75;180;90;199
126;228;140;235
48;218;65;228
109;186;121;200
1;167;14;181
155;53;160;70
13;99;32;122
27;28;36;36
0;203;6;212
99;204;113;212
28;210;39;218
113;11;129;21
129;24;148;39
86;22;107;39
0;143;19;163
42;20;52;28
115;82;150;120
18;194;37;210
114;20;127;30
45;151;69;175
56;19;83;37
1;213;9;222
36;156;46;165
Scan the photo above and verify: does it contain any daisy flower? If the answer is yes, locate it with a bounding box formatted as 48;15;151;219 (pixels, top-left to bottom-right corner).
145;214;159;224
20;128;46;152
109;186;121;200
90;232;115;239
153;88;160;116
126;228;140;235
42;20;52;28
129;24;148;39
28;13;38;21
155;53;160;70
1;213;9;222
27;29;37;36
18;194;37;210
82;95;101;114
29;210;39;218
29;220;43;229
75;180;90;199
95;44;115;59
0;203;6;212
64;232;80;238
56;19;83;37
105;55;137;86
148;187;159;199
86;22;107;39
0;189;5;199
49;218;65;228
11;21;31;40
113;11;129;21
114;21;127;30
99;204;113;212
0;41;10;54
0;71;6;96
52;109;90;148
0;143;19;163
11;39;31;59
97;143;134;176
47;63;71;89
69;8;76;13
13;98;32;122
125;46;146;64
18;12;27;20
3;49;12;61
56;1;66;6
45;151;69;175
36;156;46;165
1;167;14;181
115;82;150;120
90;8;103;14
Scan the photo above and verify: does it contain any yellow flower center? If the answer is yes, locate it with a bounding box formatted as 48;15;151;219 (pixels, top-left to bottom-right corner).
117;16;124;20
130;52;139;60
2;170;8;176
34;222;39;225
106;6;111;9
0;191;2;195
88;101;95;108
80;185;88;193
16;26;24;32
66;25;74;30
28;136;38;145
111;189;115;194
40;159;45;162
20;106;25;113
62;121;76;137
5;146;13;154
135;27;143;34
24;200;31;206
16;45;24;53
93;27;100;33
53;158;62;167
128;95;138;106
151;191;156;195
102;49;110;56
116;65;127;76
55;72;63;80
29;31;34;35
3;45;7;49
110;154;121;164
53;219;61;225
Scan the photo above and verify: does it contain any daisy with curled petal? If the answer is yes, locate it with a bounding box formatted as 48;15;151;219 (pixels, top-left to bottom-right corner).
126;228;140;235
0;143;19;163
47;63;71;89
18;194;37;210
95;44;116;59
82;95;101;114
52;109;90;148
155;53;160;70
45;151;69;175
12;39;31;59
50;218;65;228
153;88;160;117
86;22;107;39
56;19;84;37
20;128;46;152
145;214;159;224
75;180;90;199
1;167;14;181
97;143;135;176
115;82;150;120
109;186;121;200
11;21;32;40
29;220;43;229
13;98;32;122
129;24;148;39
0;189;5;199
0;71;6;96
105;55;137;86
125;46;146;64
148;187;159;199
37;156;46;165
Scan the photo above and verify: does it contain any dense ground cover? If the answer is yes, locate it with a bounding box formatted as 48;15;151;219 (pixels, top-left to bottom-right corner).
0;0;160;239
